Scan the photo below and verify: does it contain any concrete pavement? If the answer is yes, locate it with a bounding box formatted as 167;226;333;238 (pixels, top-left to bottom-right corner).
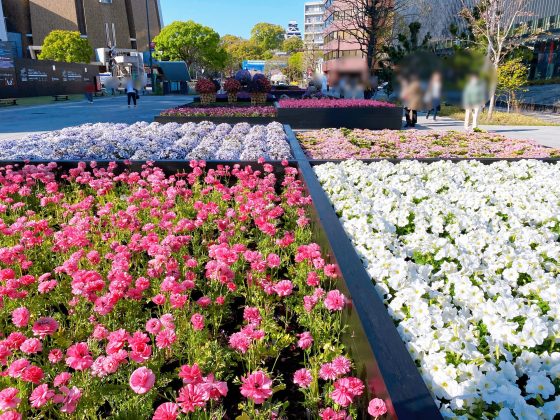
0;95;190;141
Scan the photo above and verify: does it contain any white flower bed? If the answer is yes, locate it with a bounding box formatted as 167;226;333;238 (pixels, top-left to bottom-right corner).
0;122;292;161
315;160;560;419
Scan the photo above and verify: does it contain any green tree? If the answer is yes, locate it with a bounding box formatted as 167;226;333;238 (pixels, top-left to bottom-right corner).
282;37;304;54
286;52;304;82
221;35;263;73
497;57;528;112
38;30;92;63
154;21;227;73
250;23;285;52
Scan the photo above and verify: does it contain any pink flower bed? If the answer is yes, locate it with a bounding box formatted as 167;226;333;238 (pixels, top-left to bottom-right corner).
279;99;396;109
297;128;560;159
161;106;276;118
0;161;385;419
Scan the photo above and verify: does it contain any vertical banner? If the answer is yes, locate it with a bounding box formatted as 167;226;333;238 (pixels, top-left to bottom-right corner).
0;41;17;88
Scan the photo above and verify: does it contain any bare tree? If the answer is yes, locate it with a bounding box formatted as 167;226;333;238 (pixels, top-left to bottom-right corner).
326;0;415;76
460;0;530;118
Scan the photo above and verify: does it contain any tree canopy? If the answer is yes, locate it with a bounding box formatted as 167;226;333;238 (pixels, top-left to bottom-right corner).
221;35;263;72
286;52;304;81
282;37;304;54
38;30;92;63
153;21;227;72
250;23;286;51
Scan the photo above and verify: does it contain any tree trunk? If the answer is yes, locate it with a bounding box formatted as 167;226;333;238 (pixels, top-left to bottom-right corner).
487;63;498;119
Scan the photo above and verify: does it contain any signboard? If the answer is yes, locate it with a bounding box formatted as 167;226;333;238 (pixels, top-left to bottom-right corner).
0;41;16;88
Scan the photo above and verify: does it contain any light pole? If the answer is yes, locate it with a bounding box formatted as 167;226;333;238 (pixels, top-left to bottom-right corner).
145;0;155;93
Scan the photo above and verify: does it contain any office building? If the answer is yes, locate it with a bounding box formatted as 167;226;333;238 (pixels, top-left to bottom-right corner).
1;0;162;59
304;1;324;48
322;0;368;83
286;20;302;39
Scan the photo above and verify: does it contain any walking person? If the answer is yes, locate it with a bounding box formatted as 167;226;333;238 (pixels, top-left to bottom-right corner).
126;78;137;108
463;74;486;131
84;82;95;104
425;71;442;120
402;75;423;128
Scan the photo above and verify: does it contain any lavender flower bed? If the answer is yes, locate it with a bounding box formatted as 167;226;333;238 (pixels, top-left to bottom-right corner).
0;122;293;161
298;128;560;159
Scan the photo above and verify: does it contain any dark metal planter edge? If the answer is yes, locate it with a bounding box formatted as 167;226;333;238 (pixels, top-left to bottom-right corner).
297;158;443;420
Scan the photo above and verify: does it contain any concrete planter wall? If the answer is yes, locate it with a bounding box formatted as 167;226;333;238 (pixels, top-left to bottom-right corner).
276;103;403;130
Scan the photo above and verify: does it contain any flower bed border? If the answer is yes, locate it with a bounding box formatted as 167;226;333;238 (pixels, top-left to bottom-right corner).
0;159;442;419
276;102;404;130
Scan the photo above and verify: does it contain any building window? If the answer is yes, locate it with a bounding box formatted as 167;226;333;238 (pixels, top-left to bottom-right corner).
99;0;113;3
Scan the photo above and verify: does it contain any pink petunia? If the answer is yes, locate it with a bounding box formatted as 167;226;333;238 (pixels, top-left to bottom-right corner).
0;388;20;411
240;371;273;404
274;280;293;297
155;329;176;349
20;338;42;355
11;307;29;328
65;342;93;371
129;367;156;395
330;377;364;407
32;317;59;338
190;313;204;331
177;384;206;413
293;368;313;388
48;349;63;364
297;332;314;350
152;402;179;420
178;364;202;385
54;372;72;387
368;398;388;417
145;318;162;335
324;290;346;311
331;356;351;376
29;384;54;408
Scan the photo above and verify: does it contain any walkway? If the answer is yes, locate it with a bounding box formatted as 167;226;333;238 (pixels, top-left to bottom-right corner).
414;114;560;149
0;95;191;141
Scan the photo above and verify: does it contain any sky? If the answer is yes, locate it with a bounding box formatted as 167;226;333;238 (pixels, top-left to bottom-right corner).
160;0;305;38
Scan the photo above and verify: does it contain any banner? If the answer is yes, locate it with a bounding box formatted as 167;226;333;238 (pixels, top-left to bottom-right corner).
0;41;16;88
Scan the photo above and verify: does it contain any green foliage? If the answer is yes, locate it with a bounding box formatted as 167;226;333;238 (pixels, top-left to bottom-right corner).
221;34;263;72
282;37;304;54
38;30;92;63
497;57;528;112
153;21;227;72
250;23;286;51
286;52;304;82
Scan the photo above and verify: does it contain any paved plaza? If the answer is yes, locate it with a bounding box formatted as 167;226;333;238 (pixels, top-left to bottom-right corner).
0;95;191;141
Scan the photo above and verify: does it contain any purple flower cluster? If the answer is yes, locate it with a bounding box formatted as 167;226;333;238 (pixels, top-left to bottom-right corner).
161;106;277;118
278;99;396;109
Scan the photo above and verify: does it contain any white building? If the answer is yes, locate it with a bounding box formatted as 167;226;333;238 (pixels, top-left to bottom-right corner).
286;21;302;39
0;0;7;42
304;1;324;48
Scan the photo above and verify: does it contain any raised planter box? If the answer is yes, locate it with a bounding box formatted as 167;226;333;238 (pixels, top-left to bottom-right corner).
276;103;403;130
154;115;277;125
0;159;442;420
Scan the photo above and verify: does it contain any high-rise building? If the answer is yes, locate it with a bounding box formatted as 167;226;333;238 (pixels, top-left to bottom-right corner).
1;0;162;59
285;20;302;39
322;0;368;83
304;1;324;48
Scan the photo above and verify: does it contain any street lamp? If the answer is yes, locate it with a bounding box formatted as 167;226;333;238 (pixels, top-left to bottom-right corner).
145;0;155;93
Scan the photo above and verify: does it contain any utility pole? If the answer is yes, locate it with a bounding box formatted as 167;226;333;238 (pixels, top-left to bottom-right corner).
145;0;155;94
